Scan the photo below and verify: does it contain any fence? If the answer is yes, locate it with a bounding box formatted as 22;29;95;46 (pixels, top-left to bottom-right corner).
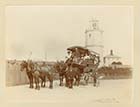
6;60;132;87
6;61;29;86
6;60;59;86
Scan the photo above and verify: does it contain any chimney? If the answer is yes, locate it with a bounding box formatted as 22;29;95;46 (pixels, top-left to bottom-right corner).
110;50;113;55
103;57;106;64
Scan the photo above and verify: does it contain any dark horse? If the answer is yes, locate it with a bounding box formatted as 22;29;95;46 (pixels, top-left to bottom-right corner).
54;61;85;88
20;60;34;88
54;61;67;86
20;60;53;90
66;63;85;87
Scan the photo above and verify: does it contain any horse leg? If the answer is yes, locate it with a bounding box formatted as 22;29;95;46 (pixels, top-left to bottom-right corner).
27;73;33;88
33;71;40;90
34;77;38;89
29;73;34;88
43;77;46;87
59;76;63;86
69;78;73;89
74;75;79;86
62;76;64;86
84;75;89;85
86;77;89;85
93;77;97;87
77;75;81;86
28;76;32;88
84;76;87;85
41;79;44;87
40;74;46;88
30;76;34;88
67;79;70;88
65;76;69;87
73;75;77;86
74;78;77;86
49;76;53;89
49;80;53;89
34;76;40;90
40;76;45;88
77;78;80;86
37;77;40;90
59;77;62;86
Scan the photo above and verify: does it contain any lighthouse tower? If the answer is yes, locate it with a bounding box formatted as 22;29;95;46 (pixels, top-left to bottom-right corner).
85;19;104;66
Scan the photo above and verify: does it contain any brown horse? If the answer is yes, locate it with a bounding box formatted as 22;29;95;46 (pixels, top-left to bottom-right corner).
68;63;85;86
55;61;86;88
20;60;53;90
37;64;54;89
20;60;34;88
54;61;67;86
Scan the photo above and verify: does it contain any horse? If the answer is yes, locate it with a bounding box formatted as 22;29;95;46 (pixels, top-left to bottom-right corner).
37;63;54;89
54;61;82;88
20;60;34;89
20;60;54;90
63;62;87;88
65;69;74;88
54;61;67;86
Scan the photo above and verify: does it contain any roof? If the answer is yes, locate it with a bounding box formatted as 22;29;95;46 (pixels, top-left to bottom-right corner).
104;50;121;59
67;46;100;56
67;46;90;55
67;46;88;52
104;54;121;59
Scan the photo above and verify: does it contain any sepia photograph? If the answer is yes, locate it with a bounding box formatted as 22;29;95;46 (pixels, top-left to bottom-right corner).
3;5;134;106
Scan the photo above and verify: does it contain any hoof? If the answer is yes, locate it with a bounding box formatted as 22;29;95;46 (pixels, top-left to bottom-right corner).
29;86;34;88
36;87;40;90
49;86;53;89
69;86;73;89
59;84;63;86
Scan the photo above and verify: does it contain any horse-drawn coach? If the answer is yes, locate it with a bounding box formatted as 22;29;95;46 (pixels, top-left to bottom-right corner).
20;46;102;90
55;46;101;88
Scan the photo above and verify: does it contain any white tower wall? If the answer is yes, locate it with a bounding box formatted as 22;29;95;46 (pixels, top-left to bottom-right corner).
86;31;102;46
85;19;104;66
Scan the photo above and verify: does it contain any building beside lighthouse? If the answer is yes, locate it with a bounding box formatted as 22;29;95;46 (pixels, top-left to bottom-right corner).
85;19;104;66
103;50;121;66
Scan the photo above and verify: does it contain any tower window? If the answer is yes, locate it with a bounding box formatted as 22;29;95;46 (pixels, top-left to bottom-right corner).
89;34;91;38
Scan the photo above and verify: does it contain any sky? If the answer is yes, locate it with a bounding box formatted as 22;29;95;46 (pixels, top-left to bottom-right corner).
5;6;133;65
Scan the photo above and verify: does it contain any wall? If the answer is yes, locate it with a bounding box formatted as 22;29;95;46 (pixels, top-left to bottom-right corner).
6;61;29;86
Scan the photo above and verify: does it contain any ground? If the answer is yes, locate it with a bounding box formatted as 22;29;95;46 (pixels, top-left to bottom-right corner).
2;79;133;107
